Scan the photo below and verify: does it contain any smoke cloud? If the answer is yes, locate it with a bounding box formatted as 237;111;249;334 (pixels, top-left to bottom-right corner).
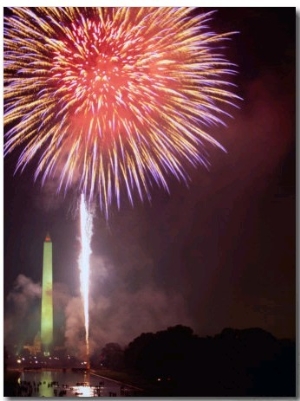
6;274;41;316
5;254;193;359
5;275;42;346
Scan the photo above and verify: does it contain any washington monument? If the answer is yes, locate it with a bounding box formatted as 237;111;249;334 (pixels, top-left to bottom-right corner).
41;233;53;355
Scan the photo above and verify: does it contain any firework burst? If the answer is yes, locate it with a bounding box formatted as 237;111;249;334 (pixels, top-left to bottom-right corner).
4;7;239;216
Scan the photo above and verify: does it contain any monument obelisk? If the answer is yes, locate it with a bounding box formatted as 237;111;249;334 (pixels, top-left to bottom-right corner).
41;233;53;356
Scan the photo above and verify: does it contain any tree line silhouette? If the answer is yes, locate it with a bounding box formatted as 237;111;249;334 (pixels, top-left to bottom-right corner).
98;325;295;397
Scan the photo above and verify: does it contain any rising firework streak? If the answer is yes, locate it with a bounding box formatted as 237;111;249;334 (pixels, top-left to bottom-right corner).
4;7;239;216
78;194;93;367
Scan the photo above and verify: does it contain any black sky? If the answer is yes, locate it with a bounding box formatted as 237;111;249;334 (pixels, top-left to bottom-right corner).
3;7;296;356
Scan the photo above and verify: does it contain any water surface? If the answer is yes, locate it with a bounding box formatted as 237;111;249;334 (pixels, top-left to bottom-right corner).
19;369;135;397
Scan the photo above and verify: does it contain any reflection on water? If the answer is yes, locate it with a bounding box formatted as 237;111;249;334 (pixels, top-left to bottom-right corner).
39;371;55;397
20;370;95;397
19;370;140;397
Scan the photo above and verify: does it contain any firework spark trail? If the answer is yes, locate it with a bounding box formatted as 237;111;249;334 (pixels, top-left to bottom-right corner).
4;7;240;217
78;193;92;366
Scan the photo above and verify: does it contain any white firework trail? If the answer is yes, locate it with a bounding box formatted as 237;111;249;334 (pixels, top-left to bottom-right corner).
78;193;93;366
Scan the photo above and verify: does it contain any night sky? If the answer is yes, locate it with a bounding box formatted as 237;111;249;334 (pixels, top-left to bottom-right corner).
4;7;296;357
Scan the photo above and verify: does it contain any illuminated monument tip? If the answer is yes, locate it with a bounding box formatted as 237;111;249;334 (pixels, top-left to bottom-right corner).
45;233;51;242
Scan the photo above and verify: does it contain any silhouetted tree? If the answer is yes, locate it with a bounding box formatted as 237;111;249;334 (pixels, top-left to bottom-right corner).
123;326;296;397
124;332;156;375
100;342;124;371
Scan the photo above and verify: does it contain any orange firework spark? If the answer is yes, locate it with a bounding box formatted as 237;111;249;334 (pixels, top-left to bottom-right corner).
4;7;239;216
